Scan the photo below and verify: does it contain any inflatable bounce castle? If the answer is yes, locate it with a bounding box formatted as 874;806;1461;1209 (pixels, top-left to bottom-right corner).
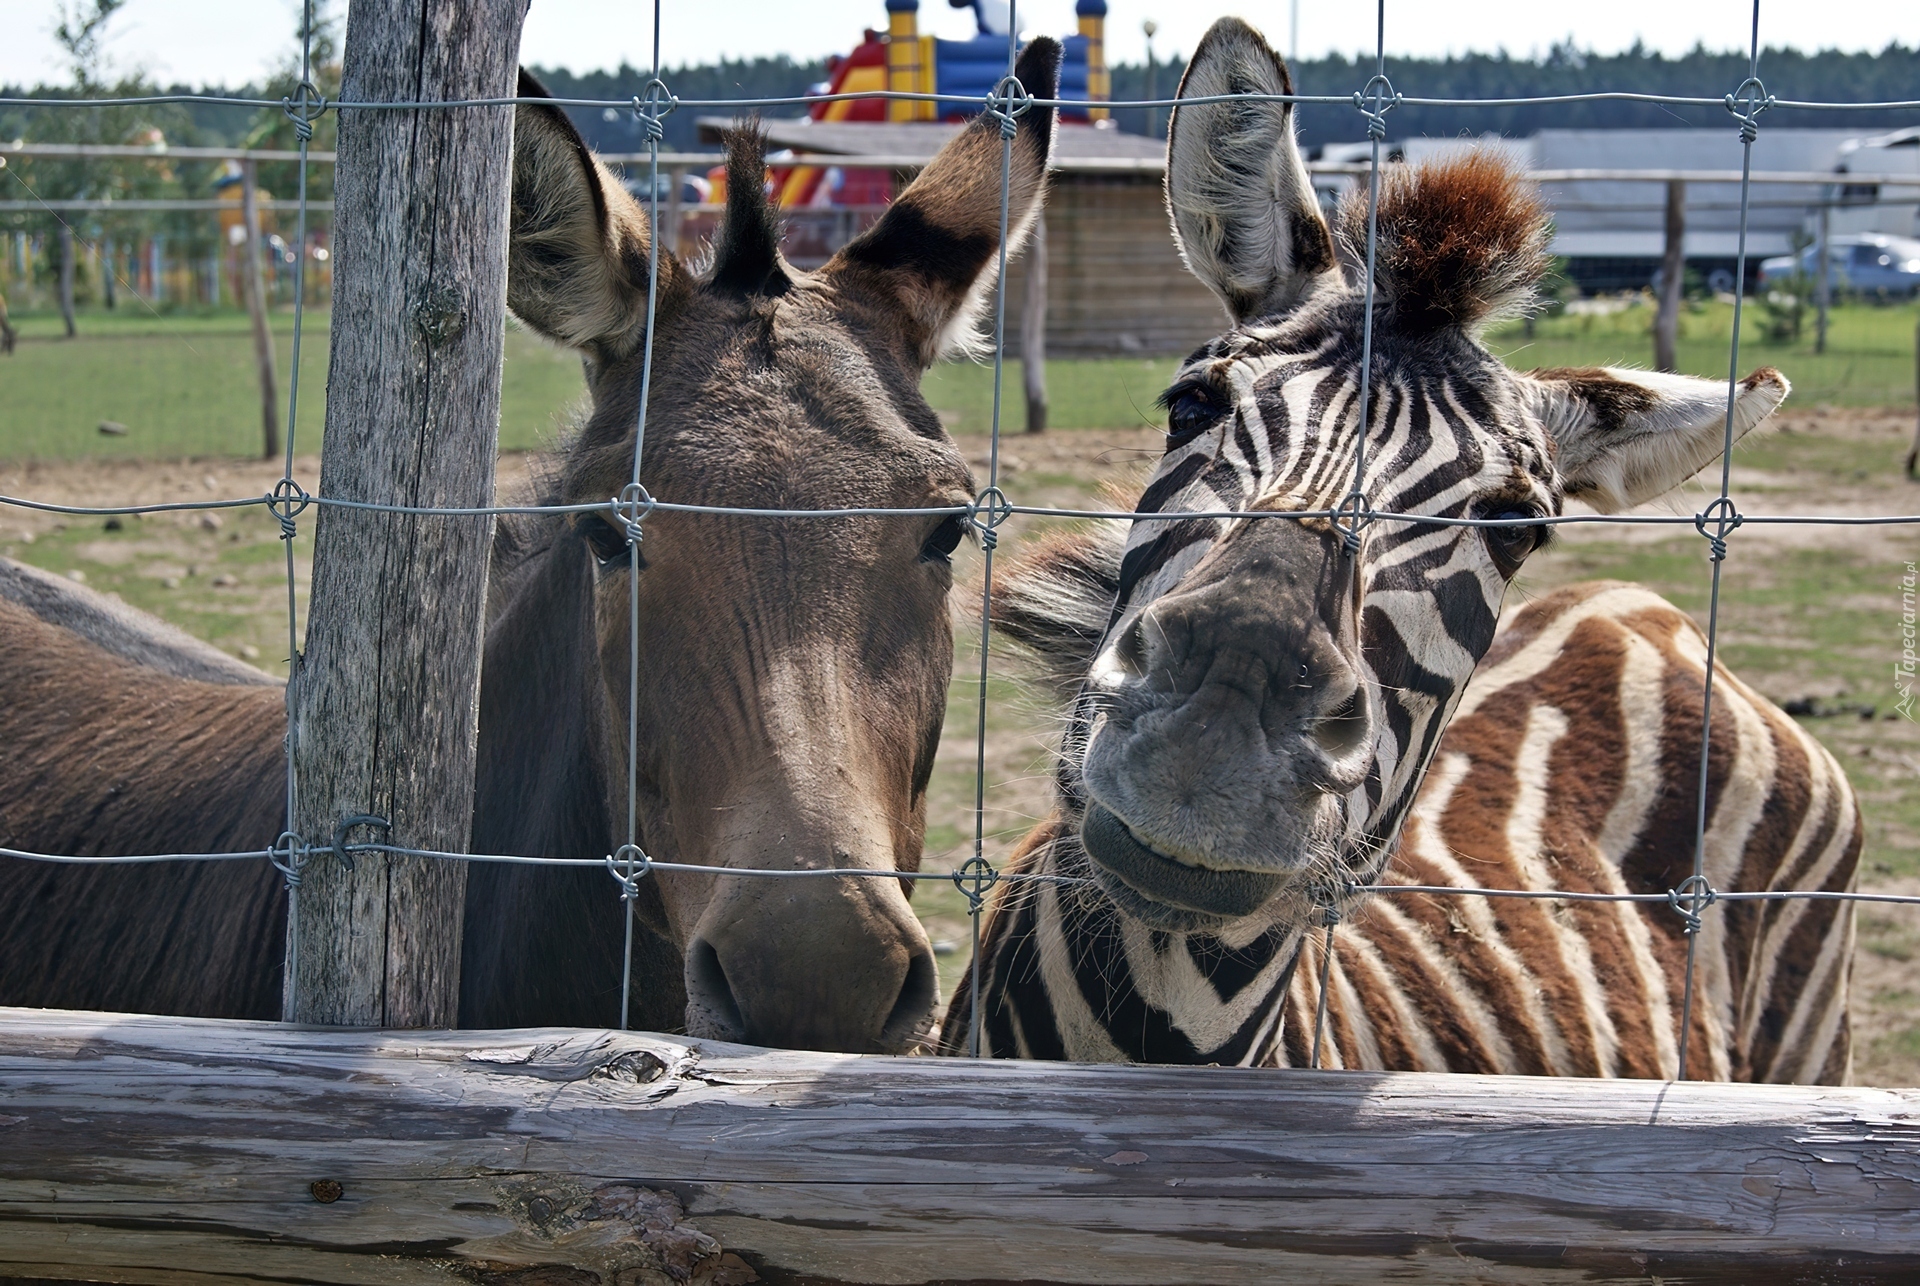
821;0;1109;124
759;0;1109;208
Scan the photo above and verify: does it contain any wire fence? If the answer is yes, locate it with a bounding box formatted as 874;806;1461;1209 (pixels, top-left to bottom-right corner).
2;0;1918;1076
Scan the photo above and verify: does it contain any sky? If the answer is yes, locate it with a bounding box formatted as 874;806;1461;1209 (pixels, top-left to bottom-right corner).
0;0;1913;90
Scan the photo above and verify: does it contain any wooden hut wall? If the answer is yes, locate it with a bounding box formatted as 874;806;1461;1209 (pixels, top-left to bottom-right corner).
1003;177;1226;356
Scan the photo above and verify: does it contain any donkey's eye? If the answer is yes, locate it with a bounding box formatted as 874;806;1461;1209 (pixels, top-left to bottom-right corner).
1481;508;1547;576
921;515;966;564
579;514;637;572
1161;382;1225;449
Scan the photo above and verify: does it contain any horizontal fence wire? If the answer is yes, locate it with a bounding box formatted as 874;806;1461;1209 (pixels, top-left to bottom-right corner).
3;0;1919;1073
8;91;1920;113
9;492;1920;529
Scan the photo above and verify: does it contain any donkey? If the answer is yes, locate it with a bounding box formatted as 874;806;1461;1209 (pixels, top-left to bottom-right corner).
940;19;1856;1080
0;43;1063;1053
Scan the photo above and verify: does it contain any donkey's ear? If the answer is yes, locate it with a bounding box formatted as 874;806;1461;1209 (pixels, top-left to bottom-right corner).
823;37;1062;366
1165;18;1337;324
508;68;689;359
1523;366;1789;512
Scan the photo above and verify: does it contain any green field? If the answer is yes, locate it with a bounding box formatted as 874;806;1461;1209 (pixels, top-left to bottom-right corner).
1487;297;1920;407
0;308;589;459
5;297;1907;464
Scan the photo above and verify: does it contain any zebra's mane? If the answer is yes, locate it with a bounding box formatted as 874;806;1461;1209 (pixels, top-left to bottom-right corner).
1335;151;1550;335
990;522;1127;701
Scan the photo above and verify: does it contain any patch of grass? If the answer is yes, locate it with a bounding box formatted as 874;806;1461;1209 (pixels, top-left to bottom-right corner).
1487;298;1920;408
0;307;587;460
921;356;1181;433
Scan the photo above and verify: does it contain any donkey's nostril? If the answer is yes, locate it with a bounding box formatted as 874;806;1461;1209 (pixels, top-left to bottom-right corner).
1312;686;1370;758
684;936;747;1043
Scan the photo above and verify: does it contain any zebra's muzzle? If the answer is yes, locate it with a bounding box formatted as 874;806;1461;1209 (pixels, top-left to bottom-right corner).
1080;804;1287;924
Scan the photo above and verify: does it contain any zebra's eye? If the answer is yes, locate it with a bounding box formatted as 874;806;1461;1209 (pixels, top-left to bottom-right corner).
579;513;638;572
1481;508;1546;576
1161;381;1225;448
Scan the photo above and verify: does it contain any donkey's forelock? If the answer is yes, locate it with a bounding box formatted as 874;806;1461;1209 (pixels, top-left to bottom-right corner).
1336;152;1550;334
708;124;789;298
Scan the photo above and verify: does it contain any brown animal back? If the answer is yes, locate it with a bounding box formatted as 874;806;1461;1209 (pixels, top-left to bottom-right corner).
0;598;289;1017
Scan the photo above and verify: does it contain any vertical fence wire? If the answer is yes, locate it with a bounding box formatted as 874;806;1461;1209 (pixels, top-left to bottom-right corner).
962;0;1023;1061
1674;0;1768;1083
616;0;670;1034
271;0;319;1020
1313;0;1394;1071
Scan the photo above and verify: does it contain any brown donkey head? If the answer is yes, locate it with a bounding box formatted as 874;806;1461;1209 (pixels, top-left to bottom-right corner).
504;46;1060;1052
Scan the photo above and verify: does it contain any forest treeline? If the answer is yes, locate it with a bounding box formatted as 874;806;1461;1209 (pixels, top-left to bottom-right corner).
6;40;1917;157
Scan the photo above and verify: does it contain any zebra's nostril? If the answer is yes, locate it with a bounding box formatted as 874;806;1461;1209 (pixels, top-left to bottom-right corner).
1111;615;1150;678
1312;687;1370;758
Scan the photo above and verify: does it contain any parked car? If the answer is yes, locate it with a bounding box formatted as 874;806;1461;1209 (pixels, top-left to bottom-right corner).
1760;233;1920;295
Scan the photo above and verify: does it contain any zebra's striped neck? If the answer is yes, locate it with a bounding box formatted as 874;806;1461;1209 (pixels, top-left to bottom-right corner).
967;808;1313;1065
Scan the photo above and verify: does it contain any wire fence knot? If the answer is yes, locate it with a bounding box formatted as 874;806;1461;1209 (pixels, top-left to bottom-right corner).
632;79;678;145
1668;875;1718;936
268;830;307;890
1333;491;1373;556
268;478;311;542
1352;75;1401;142
330;814;390;874
1694;496;1743;562
612;482;655;547
985;76;1033;141
966;486;1014;550
607;844;652;902
952;856;1000;913
280;81;328;143
1310;878;1351;928
1724;76;1774;143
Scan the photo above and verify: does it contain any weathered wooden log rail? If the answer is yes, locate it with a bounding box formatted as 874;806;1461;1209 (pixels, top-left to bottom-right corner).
1;1008;1917;1285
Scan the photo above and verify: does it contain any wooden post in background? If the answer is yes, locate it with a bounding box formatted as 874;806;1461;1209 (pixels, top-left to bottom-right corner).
288;0;530;1027
1814;197;1832;355
1653;179;1684;373
1022;216;1048;433
1906;314;1919;480
55;224;75;337
239;159;281;461
663;164;686;254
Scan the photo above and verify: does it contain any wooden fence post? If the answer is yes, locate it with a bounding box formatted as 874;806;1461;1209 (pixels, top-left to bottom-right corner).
239;159;281;461
1653;179;1684;373
286;0;530;1027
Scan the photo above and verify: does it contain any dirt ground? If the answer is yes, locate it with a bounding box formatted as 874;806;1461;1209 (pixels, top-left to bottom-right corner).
4;404;1918;1082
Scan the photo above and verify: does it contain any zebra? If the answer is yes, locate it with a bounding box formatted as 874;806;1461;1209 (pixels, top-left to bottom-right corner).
938;16;1859;1081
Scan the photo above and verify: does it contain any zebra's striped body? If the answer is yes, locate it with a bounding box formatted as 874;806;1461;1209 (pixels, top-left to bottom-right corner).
939;18;1854;1081
952;580;1860;1080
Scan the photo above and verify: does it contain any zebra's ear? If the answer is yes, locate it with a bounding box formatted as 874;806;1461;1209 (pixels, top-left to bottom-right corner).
1165;18;1337;324
1524;365;1790;512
